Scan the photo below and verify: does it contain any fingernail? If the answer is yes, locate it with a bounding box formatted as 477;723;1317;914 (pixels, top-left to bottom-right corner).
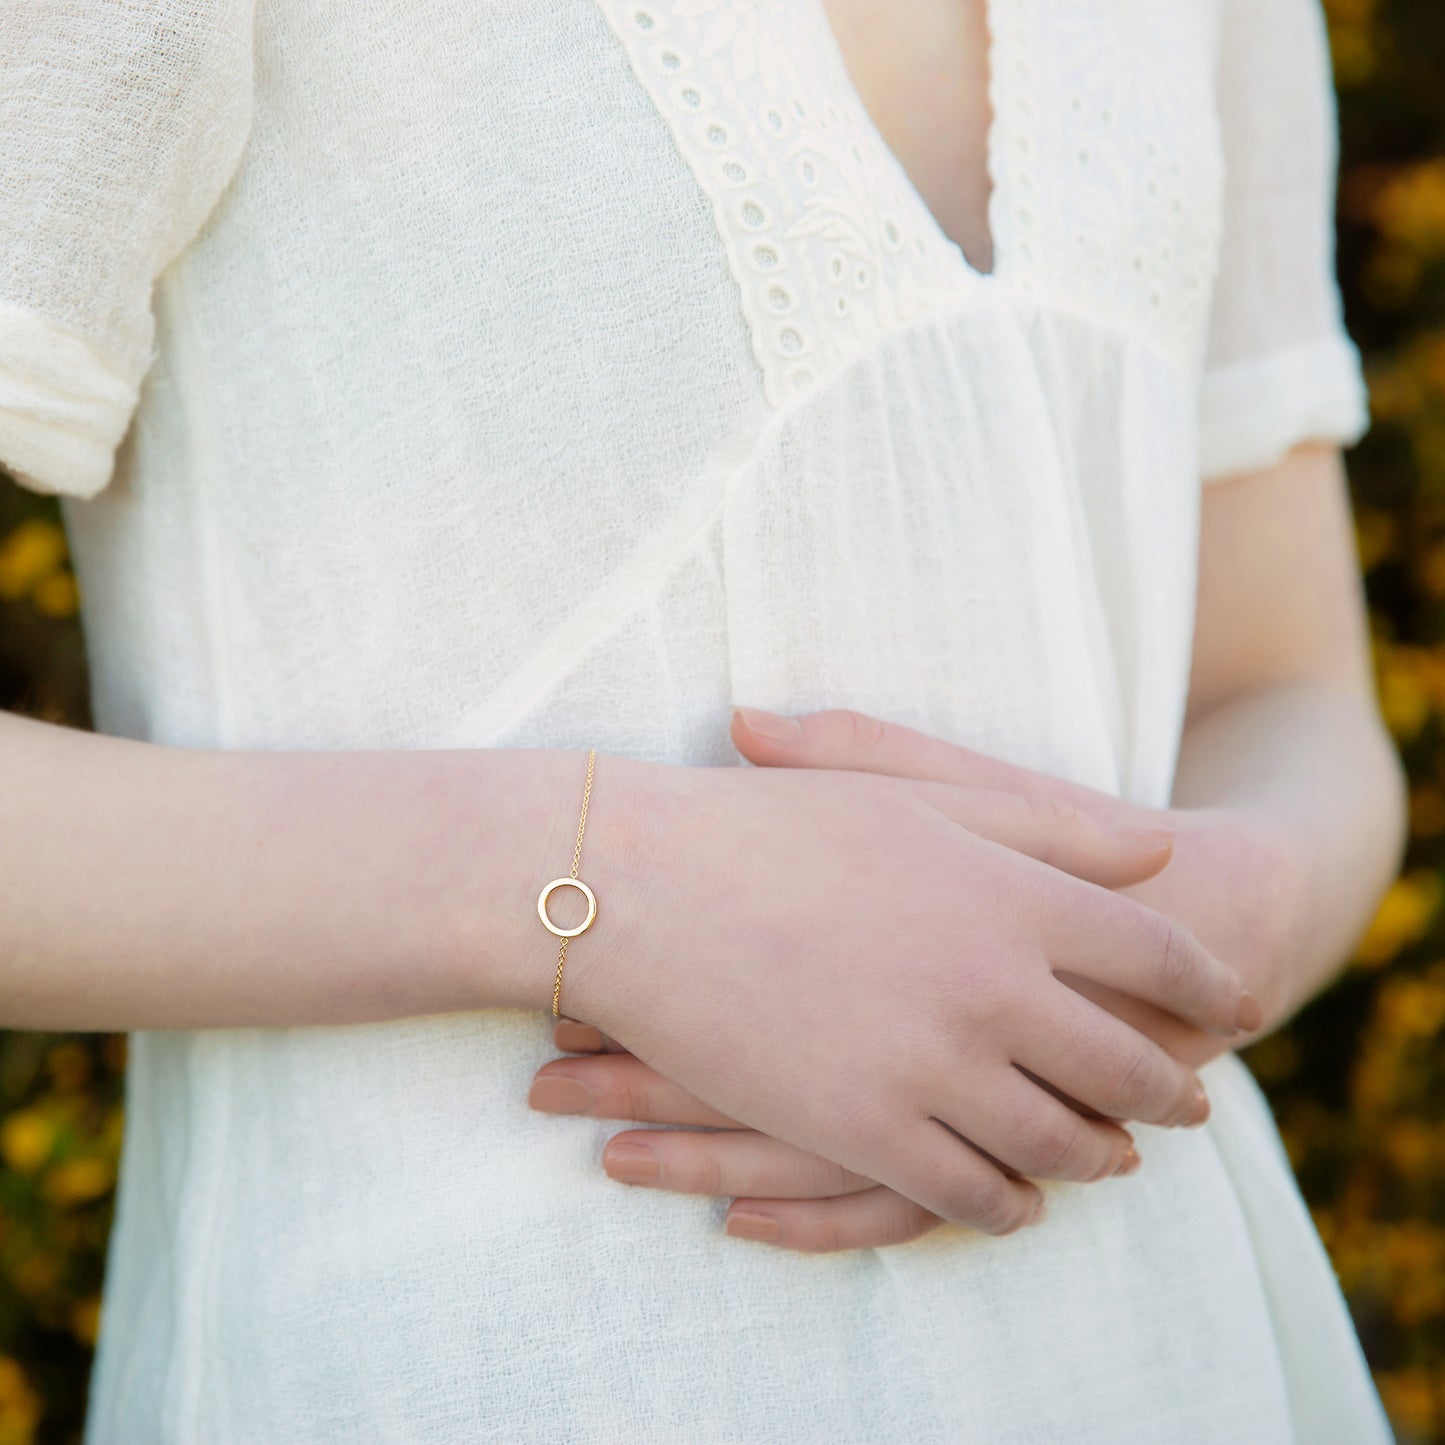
1184;1086;1210;1128
527;1076;592;1114
726;1211;781;1242
603;1142;660;1184
1113;1146;1142;1177
732;706;802;741
555;1020;604;1052
1234;992;1263;1034
1029;1194;1048;1225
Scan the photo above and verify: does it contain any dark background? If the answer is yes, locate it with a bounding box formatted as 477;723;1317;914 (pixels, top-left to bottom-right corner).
1;1;1443;1439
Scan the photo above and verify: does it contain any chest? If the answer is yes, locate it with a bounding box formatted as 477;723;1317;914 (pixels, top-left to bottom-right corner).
818;0;996;275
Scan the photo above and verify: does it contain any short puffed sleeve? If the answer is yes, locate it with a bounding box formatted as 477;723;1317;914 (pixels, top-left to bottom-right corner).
0;1;255;500
1199;0;1371;482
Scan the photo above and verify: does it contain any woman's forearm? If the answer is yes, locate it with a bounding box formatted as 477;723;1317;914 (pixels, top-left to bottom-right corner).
1169;678;1408;1020
0;708;617;1031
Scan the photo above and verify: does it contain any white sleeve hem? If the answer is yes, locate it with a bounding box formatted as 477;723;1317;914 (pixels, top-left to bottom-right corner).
0;299;141;500
1200;336;1371;482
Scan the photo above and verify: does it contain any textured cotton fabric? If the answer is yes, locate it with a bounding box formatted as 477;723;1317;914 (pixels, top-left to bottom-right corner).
0;2;1391;1441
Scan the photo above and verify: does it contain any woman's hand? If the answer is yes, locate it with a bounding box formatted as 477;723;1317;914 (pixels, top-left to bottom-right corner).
717;705;1307;1065
722;708;1312;1063
531;705;1300;1251
537;735;1259;1238
532;1022;956;1251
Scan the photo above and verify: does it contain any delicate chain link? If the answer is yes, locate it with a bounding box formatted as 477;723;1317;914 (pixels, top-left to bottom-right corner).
550;748;596;1018
569;749;594;880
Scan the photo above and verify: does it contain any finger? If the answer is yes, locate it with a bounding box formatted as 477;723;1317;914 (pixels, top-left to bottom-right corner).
1042;878;1260;1036
862;1111;1046;1235
724;1186;945;1253
527;1055;743;1127
552;1018;627;1053
601;1127;875;1198
935;1071;1140;1183
900;779;1174;888
730;705;1148;830
1060;975;1232;1071
1012;985;1212;1128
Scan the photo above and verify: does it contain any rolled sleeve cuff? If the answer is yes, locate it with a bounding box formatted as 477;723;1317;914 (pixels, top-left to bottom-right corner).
1200;335;1371;482
0;299;142;500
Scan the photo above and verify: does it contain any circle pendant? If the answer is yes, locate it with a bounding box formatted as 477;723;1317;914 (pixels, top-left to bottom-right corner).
537;877;598;939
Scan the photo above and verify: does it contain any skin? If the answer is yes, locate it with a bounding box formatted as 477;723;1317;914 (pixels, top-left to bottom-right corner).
819;0;996;275
528;441;1406;1252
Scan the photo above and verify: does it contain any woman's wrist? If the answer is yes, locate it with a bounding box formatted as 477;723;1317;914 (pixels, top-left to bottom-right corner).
437;745;674;1023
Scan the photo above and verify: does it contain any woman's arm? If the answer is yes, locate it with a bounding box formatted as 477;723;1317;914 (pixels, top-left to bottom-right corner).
1170;439;1407;1020
0;695;1250;1234
0;712;610;1029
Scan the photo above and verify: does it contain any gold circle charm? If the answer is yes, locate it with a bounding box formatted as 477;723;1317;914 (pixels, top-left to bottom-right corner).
537;877;597;939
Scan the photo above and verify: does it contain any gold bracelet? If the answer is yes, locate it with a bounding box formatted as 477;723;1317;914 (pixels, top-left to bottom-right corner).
537;747;597;1019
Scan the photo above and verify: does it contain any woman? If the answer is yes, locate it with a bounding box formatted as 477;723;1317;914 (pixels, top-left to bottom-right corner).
0;0;1404;1440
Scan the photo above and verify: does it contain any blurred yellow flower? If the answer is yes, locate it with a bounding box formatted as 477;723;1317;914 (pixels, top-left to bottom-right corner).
0;1356;40;1445
0;520;66;602
1376;973;1445;1037
0;1114;54;1176
1324;0;1379;87
30;571;78;618
1374;160;1445;258
1384;1118;1436;1179
41;1157;114;1207
1354;870;1442;966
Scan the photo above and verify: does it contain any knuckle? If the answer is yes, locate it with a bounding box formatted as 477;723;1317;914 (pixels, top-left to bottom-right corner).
939;1174;1014;1235
1109;1045;1158;1118
1028;1114;1087;1178
678;1144;725;1197
836;708;890;754
612;1064;655;1122
1149;914;1194;997
1020;794;1082;862
1044;795;1082;832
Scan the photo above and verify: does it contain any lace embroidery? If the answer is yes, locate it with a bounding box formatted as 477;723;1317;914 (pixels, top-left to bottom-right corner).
1017;0;1225;367
596;0;972;408
596;0;1226;405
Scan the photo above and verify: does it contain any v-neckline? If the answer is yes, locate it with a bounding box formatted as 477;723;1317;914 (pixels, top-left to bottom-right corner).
806;0;1007;286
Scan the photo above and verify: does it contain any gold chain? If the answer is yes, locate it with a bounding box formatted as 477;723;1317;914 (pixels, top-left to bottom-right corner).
538;748;597;1019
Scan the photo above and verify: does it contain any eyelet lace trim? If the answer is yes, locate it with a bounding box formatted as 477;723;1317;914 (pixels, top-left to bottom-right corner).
994;0;1225;367
597;0;1225;402
596;0;973;408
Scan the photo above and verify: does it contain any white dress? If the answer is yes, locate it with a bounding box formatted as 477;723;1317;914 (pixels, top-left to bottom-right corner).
0;1;1394;1441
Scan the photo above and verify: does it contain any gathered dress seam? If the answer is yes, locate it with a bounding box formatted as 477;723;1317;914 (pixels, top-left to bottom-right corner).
157;258;243;1443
